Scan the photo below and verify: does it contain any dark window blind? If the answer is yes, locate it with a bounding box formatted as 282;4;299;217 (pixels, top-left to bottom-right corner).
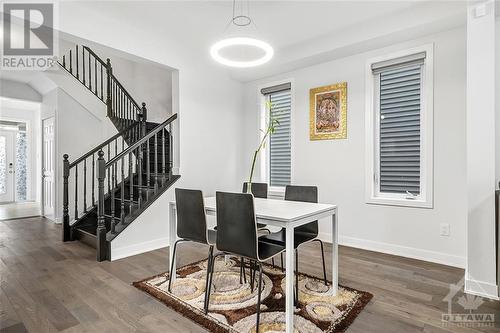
377;63;423;195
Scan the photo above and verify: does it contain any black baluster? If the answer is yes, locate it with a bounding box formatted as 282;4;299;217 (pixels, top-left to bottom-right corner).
88;52;92;91
69;49;73;74
63;154;70;241
162;128;166;174
107;145;111;192
138;144;143;207
100;64;103;100
62;55;66;68
146;137;150;199
82;47;86;86
169;123;173;177
106;58;112;118
110;163;116;234
75;45;79;79
83;158;87;213
129;152;133;212
74;164;78;220
94;58;97;95
92;154;95;205
120;154;125;225
114;139;118;187
96;151;107;261
154;132;158;191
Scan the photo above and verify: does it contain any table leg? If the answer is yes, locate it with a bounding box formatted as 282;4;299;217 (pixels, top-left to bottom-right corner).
331;209;338;296
285;226;294;333
169;202;177;284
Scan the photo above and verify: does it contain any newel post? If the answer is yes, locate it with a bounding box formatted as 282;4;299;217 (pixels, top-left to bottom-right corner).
62;154;71;242
106;58;113;118
96;150;108;261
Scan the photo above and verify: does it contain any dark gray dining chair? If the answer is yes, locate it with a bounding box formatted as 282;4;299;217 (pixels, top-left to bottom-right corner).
242;182;271;231
242;182;268;198
168;188;215;312
259;185;327;304
205;192;285;333
241;182;275;272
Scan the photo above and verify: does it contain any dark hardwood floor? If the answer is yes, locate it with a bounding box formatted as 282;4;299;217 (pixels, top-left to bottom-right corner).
1;217;499;332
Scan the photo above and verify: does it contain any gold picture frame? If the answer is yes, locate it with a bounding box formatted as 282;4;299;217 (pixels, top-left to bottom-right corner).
309;82;347;140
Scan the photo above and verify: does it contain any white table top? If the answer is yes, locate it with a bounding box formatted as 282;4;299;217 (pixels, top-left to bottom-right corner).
201;196;336;223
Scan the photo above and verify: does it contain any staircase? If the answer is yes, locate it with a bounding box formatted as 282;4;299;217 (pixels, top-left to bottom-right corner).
59;45;180;261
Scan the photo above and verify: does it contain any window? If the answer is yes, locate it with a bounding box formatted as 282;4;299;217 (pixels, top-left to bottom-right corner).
261;83;292;188
366;46;433;208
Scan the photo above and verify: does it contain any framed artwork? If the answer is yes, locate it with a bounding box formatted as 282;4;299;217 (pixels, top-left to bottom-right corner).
309;82;347;140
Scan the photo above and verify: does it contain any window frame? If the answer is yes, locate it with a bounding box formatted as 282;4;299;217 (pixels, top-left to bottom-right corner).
365;44;434;208
257;79;294;196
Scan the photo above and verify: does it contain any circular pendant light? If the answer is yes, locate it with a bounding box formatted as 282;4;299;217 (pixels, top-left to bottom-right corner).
210;37;273;68
210;0;273;68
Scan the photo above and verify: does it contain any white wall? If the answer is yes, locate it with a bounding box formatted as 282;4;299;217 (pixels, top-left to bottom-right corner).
495;18;500;184
465;1;497;300
57;2;244;259
39;86;113;222
242;27;467;268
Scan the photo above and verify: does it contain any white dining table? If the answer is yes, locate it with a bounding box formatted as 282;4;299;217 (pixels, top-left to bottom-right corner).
168;196;338;333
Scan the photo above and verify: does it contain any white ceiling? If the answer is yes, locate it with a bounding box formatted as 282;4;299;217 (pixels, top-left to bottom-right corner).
75;0;468;82
124;1;423;49
0;70;57;95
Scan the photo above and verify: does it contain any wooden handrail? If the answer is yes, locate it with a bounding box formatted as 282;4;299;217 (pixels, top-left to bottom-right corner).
105;113;177;168
82;45;107;66
69;122;140;168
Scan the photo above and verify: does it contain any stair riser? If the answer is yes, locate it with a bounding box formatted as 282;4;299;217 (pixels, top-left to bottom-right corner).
74;229;97;249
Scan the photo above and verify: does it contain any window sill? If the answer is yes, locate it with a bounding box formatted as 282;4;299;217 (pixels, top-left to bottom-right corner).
366;196;433;209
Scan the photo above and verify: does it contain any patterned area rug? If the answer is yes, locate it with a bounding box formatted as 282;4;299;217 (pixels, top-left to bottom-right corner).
133;257;372;333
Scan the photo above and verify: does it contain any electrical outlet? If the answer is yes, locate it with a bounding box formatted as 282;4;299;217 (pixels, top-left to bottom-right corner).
440;223;450;237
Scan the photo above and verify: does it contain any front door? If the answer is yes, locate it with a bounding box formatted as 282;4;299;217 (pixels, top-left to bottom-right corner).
0;130;15;203
42;117;55;217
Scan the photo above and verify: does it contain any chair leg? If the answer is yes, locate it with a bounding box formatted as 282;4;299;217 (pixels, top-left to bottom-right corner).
240;257;243;284
295;249;299;306
203;245;214;311
168;239;183;293
252;261;257;292
205;253;221;315
280;252;284;272
250;260;256;292
256;263;263;333
271;257;275;267
242;258;247;284
315;239;328;286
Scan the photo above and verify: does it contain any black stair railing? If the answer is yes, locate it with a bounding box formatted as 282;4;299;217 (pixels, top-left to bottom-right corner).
60;45;107;104
59;45;144;126
60;44;179;261
62;121;143;241
96;113;177;261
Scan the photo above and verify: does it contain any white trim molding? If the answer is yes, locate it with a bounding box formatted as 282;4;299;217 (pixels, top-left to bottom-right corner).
465;277;499;301
110;237;169;261
318;232;465;268
365;44;434;209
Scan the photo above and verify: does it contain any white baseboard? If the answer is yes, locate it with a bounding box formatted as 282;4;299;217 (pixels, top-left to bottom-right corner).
111;237;169;261
465;278;499;300
318;232;466;268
